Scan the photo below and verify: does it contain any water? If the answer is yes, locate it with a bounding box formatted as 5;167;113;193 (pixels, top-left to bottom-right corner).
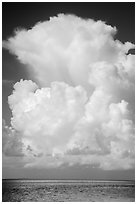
2;179;135;202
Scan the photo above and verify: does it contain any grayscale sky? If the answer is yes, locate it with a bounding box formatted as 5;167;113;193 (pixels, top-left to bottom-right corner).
2;2;135;180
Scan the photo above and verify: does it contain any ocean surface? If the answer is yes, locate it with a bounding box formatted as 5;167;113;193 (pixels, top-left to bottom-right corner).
2;179;135;202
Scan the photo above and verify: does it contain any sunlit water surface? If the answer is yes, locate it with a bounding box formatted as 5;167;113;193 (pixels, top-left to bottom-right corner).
2;179;135;202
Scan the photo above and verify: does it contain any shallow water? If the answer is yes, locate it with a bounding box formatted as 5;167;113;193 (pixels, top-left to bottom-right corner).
2;179;135;202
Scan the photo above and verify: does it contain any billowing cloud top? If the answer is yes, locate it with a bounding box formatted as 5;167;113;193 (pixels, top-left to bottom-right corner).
3;14;135;170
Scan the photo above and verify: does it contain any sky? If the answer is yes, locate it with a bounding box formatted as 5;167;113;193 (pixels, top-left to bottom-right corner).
2;2;135;180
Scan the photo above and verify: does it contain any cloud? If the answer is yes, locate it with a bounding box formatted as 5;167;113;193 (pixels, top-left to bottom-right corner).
2;119;24;157
2;119;44;167
3;14;135;170
2;79;14;87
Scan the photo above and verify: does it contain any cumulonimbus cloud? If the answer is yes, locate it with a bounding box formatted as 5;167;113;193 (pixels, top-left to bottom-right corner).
3;14;135;170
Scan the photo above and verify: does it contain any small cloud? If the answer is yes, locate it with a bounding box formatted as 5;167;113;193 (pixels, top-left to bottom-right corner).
2;79;14;87
2;119;24;157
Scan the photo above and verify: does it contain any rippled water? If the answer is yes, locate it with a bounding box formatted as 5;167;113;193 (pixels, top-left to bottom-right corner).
2;179;135;202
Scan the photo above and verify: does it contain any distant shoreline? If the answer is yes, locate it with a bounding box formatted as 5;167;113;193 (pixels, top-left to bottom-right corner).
2;178;135;182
